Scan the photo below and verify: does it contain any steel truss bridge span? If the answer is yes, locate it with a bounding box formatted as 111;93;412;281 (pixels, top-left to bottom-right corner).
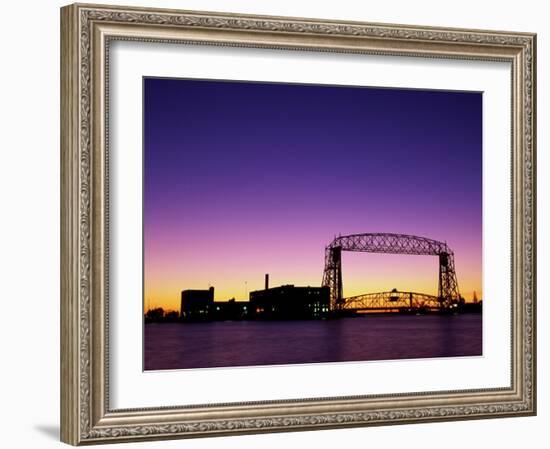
341;290;441;312
322;233;461;311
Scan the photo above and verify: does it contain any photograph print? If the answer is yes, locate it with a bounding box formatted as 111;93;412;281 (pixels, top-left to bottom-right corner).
143;77;483;371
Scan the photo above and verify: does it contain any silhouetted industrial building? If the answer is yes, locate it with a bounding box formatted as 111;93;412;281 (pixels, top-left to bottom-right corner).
180;276;330;322
180;288;251;321
180;287;214;320
210;299;250;320
249;284;330;319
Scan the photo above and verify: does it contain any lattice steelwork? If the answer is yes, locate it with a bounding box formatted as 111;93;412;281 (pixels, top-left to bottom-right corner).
322;233;461;311
341;290;441;311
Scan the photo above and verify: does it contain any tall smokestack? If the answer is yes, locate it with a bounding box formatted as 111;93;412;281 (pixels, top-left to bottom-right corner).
265;273;269;290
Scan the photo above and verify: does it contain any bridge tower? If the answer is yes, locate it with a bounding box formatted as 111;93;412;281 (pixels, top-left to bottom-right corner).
438;251;460;307
322;245;343;308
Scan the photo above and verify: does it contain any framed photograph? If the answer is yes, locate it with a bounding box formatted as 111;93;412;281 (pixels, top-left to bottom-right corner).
60;3;536;445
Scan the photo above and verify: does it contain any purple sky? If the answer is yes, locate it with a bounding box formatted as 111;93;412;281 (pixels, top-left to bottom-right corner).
143;78;482;310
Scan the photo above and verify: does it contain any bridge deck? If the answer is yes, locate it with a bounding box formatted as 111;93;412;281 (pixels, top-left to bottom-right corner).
341;290;442;311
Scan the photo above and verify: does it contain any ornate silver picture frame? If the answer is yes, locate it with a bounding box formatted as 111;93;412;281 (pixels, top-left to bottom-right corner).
60;3;536;445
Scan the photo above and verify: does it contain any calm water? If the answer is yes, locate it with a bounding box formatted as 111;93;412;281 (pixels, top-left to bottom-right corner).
144;314;482;370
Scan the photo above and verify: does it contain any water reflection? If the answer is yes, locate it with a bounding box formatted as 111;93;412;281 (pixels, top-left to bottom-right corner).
144;315;482;370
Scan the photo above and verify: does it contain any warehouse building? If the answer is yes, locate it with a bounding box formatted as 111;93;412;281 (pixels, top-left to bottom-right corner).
209;298;250;321
249;275;330;320
180;287;214;321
